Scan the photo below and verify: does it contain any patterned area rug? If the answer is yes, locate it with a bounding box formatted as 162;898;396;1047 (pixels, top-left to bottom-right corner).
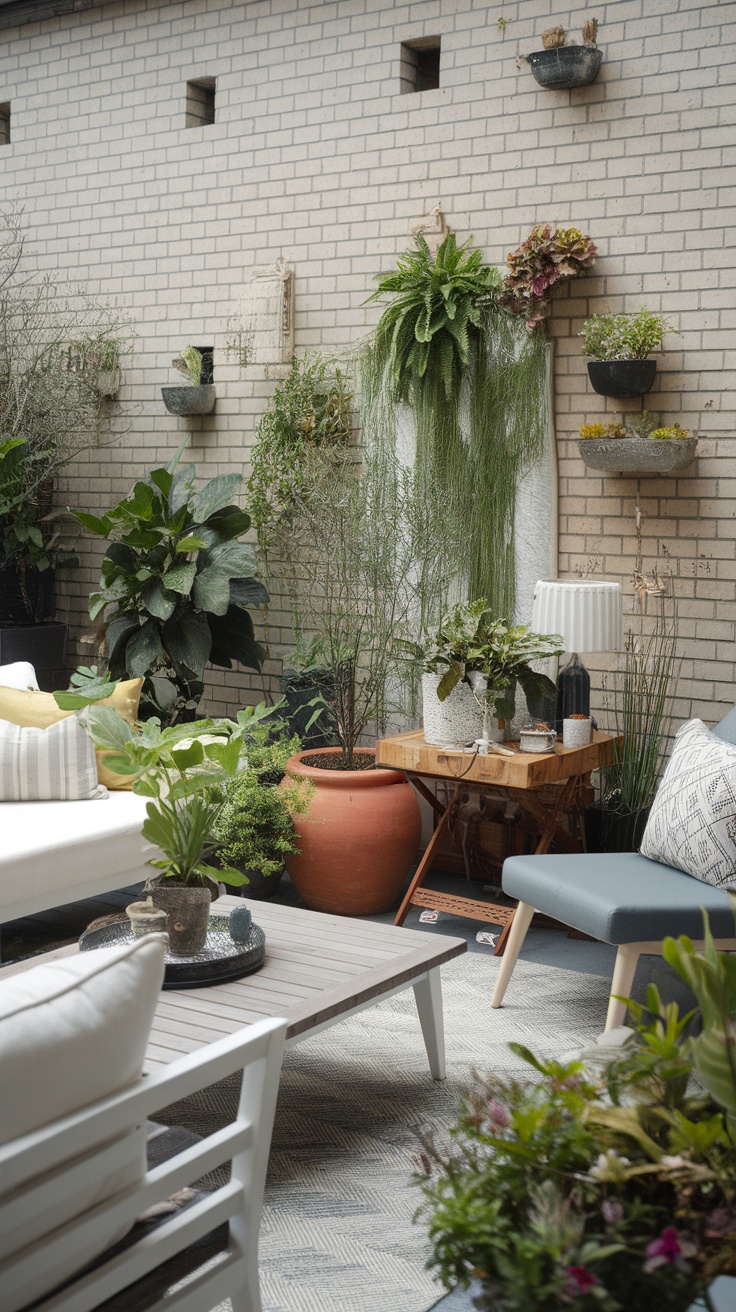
163;952;611;1312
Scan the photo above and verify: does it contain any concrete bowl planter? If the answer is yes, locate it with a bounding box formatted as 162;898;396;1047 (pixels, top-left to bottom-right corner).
161;384;216;416
578;437;698;477
527;45;602;90
587;359;657;399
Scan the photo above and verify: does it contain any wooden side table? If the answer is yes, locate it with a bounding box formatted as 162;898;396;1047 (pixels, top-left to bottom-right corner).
375;729;621;954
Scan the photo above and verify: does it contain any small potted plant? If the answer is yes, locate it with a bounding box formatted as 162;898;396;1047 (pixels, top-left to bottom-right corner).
79;705;252;953
162;346;216;416
523;19;602;91
417;600;563;747
581;307;673;398
578;413;698;476
69;335;124;398
217;767;313;900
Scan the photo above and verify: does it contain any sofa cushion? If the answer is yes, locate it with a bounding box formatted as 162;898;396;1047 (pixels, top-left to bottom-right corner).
0;715;106;801
501;851;736;944
0;678;143;790
640;718;736;891
0;662;39;691
0;937;165;1310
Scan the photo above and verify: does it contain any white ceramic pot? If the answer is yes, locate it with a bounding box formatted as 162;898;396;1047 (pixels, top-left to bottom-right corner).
421;672;506;748
562;716;593;748
519;727;556;754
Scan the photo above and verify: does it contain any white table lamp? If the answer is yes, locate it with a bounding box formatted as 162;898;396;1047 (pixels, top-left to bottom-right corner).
531;579;623;727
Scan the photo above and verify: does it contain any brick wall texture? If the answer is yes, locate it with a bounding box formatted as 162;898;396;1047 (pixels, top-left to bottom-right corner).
1;0;734;727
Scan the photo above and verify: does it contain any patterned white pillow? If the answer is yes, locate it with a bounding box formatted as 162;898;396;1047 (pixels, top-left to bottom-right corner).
640;718;736;890
0;713;106;800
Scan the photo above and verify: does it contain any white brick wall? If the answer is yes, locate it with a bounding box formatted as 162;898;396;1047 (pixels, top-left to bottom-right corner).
0;0;734;724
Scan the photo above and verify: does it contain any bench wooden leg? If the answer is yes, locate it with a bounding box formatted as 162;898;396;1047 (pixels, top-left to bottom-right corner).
605;945;641;1031
413;967;446;1080
490;901;535;1009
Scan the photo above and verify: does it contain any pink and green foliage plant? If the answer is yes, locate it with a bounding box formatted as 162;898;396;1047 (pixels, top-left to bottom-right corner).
500;224;597;330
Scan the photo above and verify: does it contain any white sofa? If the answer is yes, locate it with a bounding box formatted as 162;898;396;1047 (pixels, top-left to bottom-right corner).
1;793;154;924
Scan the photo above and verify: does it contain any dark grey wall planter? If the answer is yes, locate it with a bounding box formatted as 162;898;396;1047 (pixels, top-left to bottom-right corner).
578;436;698;477
527;45;602;90
162;384;216;416
587;359;657;398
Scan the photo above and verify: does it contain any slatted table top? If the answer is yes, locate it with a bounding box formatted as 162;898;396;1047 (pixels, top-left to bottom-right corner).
376;728;621;788
2;897;467;1071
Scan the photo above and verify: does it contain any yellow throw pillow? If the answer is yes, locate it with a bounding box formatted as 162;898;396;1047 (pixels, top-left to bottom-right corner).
0;679;143;790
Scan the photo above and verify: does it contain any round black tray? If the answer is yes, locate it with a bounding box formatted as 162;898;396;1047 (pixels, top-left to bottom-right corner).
79;913;266;989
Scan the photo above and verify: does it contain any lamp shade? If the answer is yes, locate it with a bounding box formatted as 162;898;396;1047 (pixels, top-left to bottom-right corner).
531;579;623;654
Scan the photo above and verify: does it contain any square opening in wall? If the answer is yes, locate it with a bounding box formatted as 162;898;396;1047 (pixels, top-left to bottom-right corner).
195;346;214;384
185;79;216;128
0;104;10;145
400;37;441;94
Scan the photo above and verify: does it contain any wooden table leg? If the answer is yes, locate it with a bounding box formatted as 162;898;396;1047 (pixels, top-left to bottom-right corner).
394;784;459;926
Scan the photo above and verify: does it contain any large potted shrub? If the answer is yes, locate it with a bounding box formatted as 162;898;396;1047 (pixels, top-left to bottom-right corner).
415;600;563;747
581;308;673;398
78;446;268;724
416;918;736;1310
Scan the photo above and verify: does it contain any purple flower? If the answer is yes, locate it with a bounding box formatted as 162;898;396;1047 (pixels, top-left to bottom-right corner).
644;1227;695;1275
602;1198;624;1226
565;1266;598;1297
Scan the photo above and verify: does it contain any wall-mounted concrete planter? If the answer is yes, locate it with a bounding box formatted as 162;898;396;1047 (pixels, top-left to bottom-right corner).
527;45;602;90
578;437;698;477
587;359;657;399
161;385;216;416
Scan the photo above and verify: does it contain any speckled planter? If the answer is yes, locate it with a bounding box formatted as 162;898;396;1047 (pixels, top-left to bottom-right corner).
162;384;216;416
527;45;602;90
578;437;698;477
422;673;506;748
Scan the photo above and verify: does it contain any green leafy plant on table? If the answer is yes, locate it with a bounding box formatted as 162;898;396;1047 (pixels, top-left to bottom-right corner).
499;225;597;331
414;599;563;724
416;912;736;1311
580;309;673;361
78;444;268;724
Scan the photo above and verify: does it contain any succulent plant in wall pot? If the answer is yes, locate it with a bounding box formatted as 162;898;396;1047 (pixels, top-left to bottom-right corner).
578;415;698;476
524;19;602;91
581;308;673;398
162;346;216;416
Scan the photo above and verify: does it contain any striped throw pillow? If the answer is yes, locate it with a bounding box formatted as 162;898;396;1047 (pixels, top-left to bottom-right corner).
0;714;107;801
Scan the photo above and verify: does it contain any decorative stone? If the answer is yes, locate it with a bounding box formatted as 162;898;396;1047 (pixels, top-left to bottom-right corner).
161;384;216;416
229;905;253;943
578;436;698;477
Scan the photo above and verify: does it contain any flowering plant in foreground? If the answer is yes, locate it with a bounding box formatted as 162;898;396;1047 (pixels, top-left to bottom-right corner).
415;971;736;1310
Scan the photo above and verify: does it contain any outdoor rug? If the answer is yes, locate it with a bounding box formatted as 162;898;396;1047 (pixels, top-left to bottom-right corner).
161;952;612;1312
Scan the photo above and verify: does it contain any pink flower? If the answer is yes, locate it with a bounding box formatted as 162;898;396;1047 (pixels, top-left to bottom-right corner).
601;1198;624;1226
565;1265;598;1297
485;1099;510;1130
644;1227;695;1274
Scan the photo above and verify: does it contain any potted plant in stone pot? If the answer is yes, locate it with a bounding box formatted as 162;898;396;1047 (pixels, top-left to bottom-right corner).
578;414;698;477
80;705;251;953
415;600;563;748
581;307;673;399
523;19;602;91
162;346;216;416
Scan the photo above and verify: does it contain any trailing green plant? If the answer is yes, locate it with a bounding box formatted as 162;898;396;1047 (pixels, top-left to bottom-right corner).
360;231;549;612
580;309;673;361
246;355;352;555
171;346;204;385
499;225;597;330
414;599;563;723
78;706;258;888
415;983;736;1311
217;768;313;879
78;444;268;724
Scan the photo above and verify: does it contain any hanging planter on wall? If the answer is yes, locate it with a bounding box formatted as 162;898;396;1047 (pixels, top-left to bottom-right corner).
578;434;698;477
522;20;602;91
162;345;216;416
580;307;674;398
587;358;657;398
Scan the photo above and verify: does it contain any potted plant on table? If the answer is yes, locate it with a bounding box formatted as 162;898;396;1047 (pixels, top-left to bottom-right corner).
522;19;603;91
162;346;216;416
581;308;673;399
416;901;736;1311
415;600;563;748
78;446;268;724
578;414;698;476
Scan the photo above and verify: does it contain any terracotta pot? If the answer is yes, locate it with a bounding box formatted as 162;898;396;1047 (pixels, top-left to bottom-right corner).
150;883;212;954
281;747;422;916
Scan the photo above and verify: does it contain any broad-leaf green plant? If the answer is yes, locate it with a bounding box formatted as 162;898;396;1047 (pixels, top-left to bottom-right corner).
78;446;268;723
